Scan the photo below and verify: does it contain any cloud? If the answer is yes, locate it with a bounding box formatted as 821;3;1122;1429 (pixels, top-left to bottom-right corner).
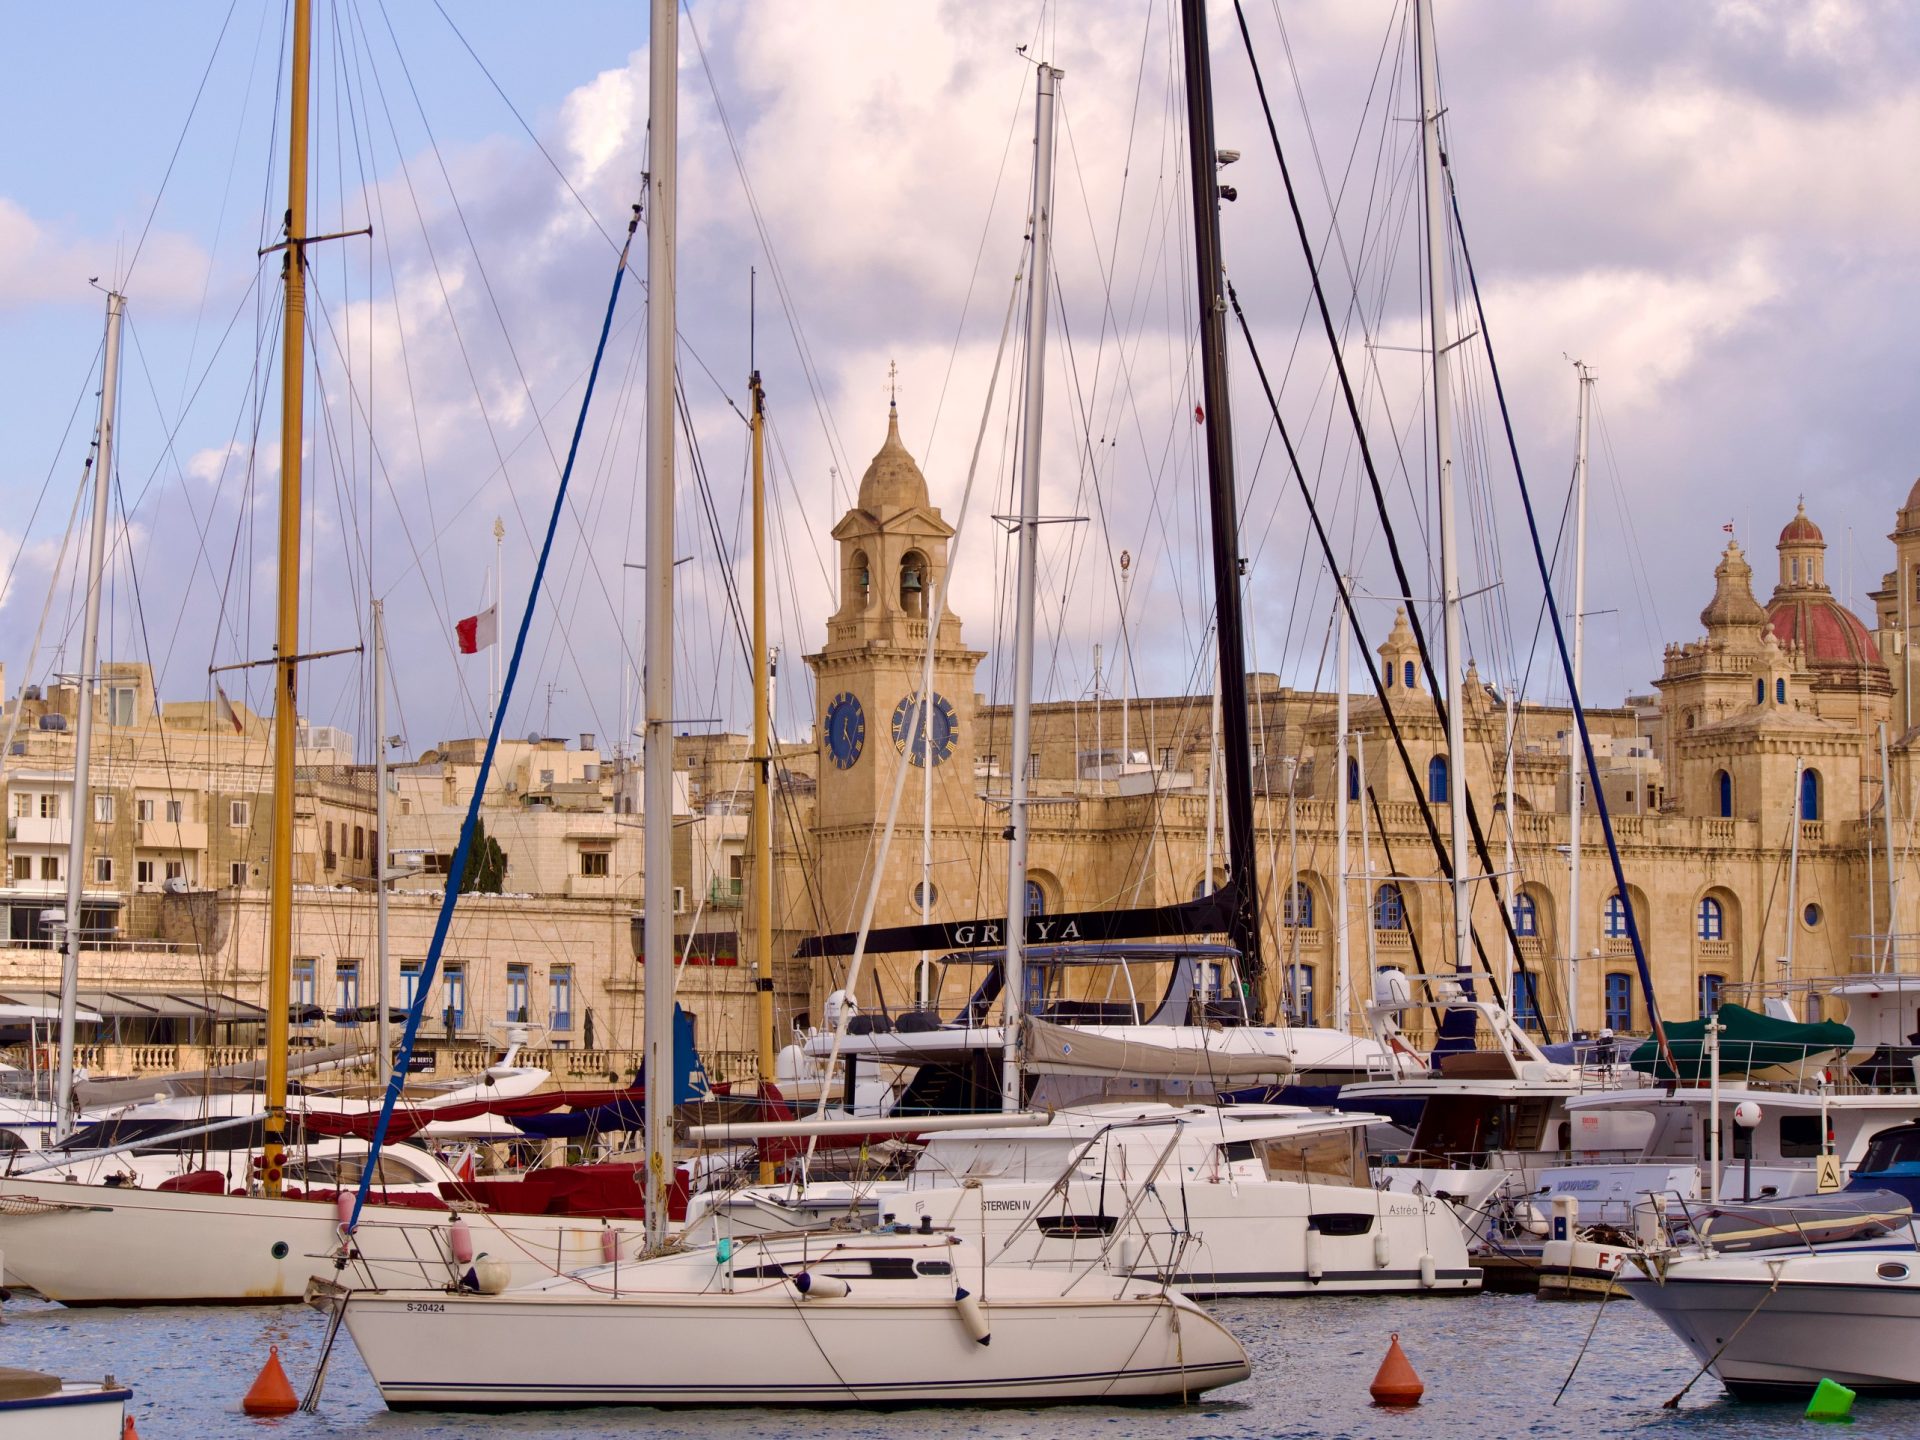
0;197;211;310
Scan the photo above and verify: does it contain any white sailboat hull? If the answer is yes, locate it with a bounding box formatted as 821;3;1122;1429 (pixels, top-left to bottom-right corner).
336;1284;1248;1407
0;1385;129;1440
0;1177;642;1304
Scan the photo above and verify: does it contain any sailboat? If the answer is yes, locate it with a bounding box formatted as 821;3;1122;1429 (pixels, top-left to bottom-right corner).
313;32;1249;1409
0;0;659;1306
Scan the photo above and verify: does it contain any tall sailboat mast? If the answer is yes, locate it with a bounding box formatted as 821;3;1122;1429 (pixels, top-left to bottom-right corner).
1334;578;1351;1032
373;598;393;1071
1567;361;1593;1031
53;289;124;1140
641;0;680;1251
1179;0;1265;1010
749;365;777;1182
1415;0;1471;981
263;0;314;1196
1000;60;1061;1113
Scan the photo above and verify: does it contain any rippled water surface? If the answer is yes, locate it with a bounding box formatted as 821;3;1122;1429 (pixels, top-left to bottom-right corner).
7;1291;1919;1437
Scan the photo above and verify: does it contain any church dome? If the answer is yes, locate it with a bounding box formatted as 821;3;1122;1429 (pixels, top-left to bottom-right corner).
1767;594;1882;671
1778;503;1823;546
857;402;930;514
1700;538;1768;632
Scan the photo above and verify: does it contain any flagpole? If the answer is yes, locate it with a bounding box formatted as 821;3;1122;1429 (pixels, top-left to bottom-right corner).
492;517;505;729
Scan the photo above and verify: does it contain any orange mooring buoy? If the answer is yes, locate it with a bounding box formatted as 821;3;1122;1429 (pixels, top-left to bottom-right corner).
1369;1332;1424;1407
242;1344;299;1416
122;1413;140;1440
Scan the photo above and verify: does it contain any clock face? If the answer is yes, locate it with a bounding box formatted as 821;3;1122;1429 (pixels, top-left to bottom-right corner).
824;692;866;770
891;691;959;768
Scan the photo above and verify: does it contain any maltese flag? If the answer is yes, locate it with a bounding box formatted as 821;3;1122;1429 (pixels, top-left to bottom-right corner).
456;605;498;654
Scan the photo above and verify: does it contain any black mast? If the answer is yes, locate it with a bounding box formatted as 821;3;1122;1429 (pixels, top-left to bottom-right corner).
1179;0;1265;1014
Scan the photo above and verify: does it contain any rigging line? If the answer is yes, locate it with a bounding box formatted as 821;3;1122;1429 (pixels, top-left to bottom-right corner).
1226;280;1521;1017
427;0;619;252
0;338;102;635
1230;3;1533;1005
121;0;241;290
1446;176;1673;1064
349;200;641;1233
0;469;93;784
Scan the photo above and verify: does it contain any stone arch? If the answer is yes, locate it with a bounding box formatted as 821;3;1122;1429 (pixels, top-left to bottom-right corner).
1513;881;1555;956
843;546;872;615
1024;868;1059;917
899;548;930;618
1800;766;1822;822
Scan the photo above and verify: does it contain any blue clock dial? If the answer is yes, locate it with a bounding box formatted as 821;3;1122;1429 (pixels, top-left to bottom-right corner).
891;691;958;768
824;692;866;770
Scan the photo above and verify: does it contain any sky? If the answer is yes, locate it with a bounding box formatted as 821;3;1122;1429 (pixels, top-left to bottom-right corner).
2;1;1917;765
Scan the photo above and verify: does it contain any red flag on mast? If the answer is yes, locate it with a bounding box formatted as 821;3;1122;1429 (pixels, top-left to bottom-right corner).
456;605;498;655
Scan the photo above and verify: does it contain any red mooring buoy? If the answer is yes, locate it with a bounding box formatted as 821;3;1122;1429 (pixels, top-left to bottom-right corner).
1369;1332;1424;1407
242;1344;299;1416
122;1413;141;1439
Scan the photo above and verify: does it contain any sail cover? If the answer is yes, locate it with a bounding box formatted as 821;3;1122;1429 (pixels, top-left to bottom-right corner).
1022;1018;1292;1080
1628;1003;1854;1083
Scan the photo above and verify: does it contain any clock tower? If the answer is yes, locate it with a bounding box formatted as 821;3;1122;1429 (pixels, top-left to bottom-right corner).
806;397;985;957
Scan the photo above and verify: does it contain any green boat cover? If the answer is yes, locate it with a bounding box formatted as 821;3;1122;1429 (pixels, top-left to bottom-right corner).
1628;1003;1854;1082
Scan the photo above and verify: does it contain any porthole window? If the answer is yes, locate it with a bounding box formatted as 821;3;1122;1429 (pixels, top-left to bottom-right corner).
911;881;937;910
1803;903;1823;929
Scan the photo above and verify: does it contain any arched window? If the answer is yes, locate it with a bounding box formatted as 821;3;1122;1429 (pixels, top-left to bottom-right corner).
1698;973;1724;1018
1427;754;1449;804
1373;882;1405;931
849;548;871;608
1513;892;1538;938
1604;973;1633;1032
1283;881;1314;928
1775;678;1786;705
1754;679;1765;704
1025;878;1047;917
1800;768;1821;822
1716;770;1733;819
899;549;928;617
1791;557;1801;583
1404;660;1416;690
913;957;937;1009
1347;756;1360;802
1604;892;1629;939
1384;664;1394;689
1697;896;1724;942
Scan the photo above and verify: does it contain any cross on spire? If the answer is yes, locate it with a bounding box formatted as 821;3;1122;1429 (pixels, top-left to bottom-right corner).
888;358;898;410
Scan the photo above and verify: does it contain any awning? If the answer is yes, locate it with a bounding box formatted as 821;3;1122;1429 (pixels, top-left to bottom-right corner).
75;989;160;1019
83;991;267;1022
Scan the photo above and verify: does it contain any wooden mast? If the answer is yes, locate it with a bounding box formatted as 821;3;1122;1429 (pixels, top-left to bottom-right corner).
263;0;313;1197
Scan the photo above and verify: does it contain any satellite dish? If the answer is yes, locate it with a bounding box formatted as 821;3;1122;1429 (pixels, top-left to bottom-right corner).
527;731;542;744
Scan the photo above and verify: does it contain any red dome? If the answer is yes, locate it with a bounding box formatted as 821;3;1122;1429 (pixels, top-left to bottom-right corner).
1767;595;1879;670
1778;504;1823;546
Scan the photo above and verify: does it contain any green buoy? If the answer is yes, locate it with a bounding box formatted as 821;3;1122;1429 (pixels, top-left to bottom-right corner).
1805;1377;1856;1422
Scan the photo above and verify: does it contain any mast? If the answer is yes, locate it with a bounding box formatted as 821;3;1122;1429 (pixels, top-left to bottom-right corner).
53;288;124;1141
263;0;314;1197
749;367;777;1182
1882;722;1900;971
1785;757;1803;986
1416;0;1471;982
491;518;505;729
373;598;392;1074
641;0;680;1252
1567;361;1593;1030
1358;730;1378;980
1502;680;1517;1006
1179;0;1265;1007
1334;579;1351;1032
1001;60;1061;1113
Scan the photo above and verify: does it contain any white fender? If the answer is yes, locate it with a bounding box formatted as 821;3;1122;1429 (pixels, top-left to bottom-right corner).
955;1286;990;1346
1419;1252;1437;1289
795;1272;850;1300
1304;1226;1324;1282
1373;1230;1392;1270
471;1256;510;1294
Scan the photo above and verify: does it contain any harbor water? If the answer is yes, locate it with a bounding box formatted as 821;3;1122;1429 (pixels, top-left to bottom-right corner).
9;1291;1920;1438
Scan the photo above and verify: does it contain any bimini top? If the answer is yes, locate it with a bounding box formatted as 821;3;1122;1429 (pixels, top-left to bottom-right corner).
938;942;1242;968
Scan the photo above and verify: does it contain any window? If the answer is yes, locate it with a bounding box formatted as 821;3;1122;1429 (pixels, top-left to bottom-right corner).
135;859;156;885
353;826;365;861
1026;751;1040;779
550;966;573;1030
38;793;58;820
443;965;466;1031
672;886;686;914
400;960;423;1009
1427;754;1449;804
1384;664;1394;689
1779;1114;1824;1159
229;800;249;827
1791;557;1801;583
1604;892;1629;939
1755;679;1765;704
324;821;334;855
11;793;29;819
506;963;529;1022
1911;564;1918;605
1604;973;1633;1032
11;856;30;882
38;856;58;881
94;856;113;884
230;861;247;887
1512;971;1540;1031
136;798;155;823
580;849;610;877
540;769;555;787
292;958;316;1011
1347;756;1360;802
337;960;360;1013
1800;768;1821;822
95;794;114;824
1716;770;1733;819
1804;902;1823;928
1513;892;1537;938
1373;882;1405;930
164;798;183;823
1025;878;1048;917
1698;896;1724;942
911;880;937;910
110;686;136;727
1775;678;1787;705
1284;964;1316;1025
1283;881;1313;928
1698;973;1724;1018
164;860;184;882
